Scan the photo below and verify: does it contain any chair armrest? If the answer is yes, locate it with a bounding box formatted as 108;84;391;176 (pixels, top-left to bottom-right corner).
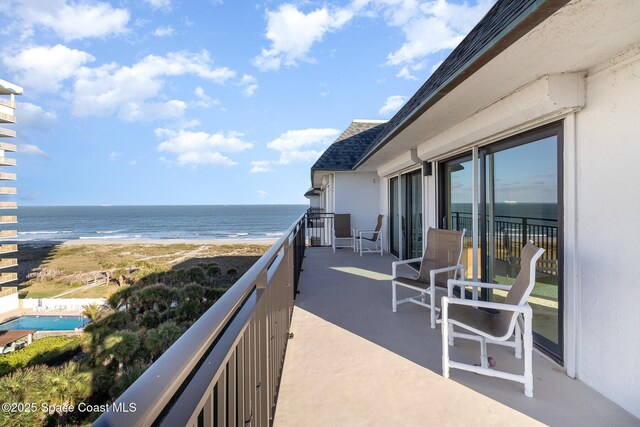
392;257;422;277
393;257;422;266
441;296;532;315
447;279;511;297
431;264;464;275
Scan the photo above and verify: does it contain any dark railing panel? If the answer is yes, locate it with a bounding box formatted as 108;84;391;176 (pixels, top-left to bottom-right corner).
450;211;558;272
94;214;306;427
306;208;334;247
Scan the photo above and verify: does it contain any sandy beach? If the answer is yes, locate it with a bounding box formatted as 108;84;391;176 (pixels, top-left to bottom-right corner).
12;238;278;247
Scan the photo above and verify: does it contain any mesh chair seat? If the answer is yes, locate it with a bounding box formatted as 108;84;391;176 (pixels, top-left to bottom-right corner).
448;305;507;338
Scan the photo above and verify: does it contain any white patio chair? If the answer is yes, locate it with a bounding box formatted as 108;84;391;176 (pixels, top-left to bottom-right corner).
355;214;384;256
392;228;465;328
441;242;545;397
332;214;355;252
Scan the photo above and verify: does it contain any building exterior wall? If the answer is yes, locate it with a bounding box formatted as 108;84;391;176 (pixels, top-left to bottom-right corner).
573;54;640;417
0;292;18;314
334;172;380;232
371;51;640;418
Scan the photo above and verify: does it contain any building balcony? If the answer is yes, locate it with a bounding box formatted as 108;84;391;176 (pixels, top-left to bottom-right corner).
0;157;16;166
0;173;16;181
0;187;16;195
0;230;17;238
0;202;17;209
0;244;17;254
0;216;17;224
0;99;16;109
96;216;638;426
0;258;17;270
0;142;16;152
0;128;16;138
0;112;15;124
0;272;17;285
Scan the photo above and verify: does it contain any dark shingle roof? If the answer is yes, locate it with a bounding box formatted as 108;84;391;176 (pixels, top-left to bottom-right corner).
354;0;569;168
312;120;386;171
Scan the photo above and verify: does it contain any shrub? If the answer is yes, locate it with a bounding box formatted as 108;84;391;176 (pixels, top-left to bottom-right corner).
0;336;83;377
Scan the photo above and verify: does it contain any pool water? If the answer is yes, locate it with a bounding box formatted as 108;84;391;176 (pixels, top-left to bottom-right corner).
0;316;89;331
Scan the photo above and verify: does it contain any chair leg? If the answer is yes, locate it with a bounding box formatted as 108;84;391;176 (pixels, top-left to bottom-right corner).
429;280;436;329
515;321;522;359
480;338;488;368
448;323;454;346
524;309;533;397
392;281;397;313
442;299;450;378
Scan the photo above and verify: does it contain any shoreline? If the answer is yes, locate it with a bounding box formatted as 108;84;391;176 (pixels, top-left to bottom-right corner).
11;238;278;246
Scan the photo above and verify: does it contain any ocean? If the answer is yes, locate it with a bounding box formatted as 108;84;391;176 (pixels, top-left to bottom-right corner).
13;205;308;242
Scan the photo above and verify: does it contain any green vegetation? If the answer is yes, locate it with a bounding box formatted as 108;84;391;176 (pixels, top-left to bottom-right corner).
0;336;84;377
18;243;268;299
3;242;270;426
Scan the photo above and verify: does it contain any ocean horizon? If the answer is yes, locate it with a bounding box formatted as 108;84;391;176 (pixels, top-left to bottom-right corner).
12;205;308;242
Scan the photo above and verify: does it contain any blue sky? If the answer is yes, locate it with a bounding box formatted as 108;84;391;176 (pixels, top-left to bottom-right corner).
1;0;494;206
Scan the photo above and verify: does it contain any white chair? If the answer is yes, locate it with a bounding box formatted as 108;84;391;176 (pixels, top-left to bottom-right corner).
355;214;384;256
392;228;465;328
441;242;545;397
332;214;355;252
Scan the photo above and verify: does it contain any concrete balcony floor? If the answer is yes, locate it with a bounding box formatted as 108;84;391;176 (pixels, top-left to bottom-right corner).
274;248;637;426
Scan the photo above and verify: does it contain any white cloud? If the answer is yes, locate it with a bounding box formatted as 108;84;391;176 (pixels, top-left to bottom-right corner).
155;128;253;167
250;160;273;173
72;50;235;120
145;0;172;10
18;144;49;158
6;44;95;93
396;66;417;80
194;86;220;108
267;128;340;164
381;0;494;67
239;75;258;97
16;102;57;132
14;0;129;41
379;95;408;116
253;4;353;71
257;190;269;198
109;151;123;160
152;26;175;37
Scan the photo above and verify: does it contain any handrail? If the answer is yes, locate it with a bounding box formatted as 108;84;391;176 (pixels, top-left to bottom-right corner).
94;213;306;427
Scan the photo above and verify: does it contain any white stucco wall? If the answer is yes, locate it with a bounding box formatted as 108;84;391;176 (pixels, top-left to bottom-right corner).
334;172;380;232
0;292;18;314
573;55;640;417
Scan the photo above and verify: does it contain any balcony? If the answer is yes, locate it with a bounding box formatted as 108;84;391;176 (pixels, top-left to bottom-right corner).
274;248;636;426
0;112;15;124
0;128;16;138
0;157;16;166
96;215;638;426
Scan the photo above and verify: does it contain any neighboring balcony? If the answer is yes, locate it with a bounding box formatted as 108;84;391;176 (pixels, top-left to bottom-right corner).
0;128;16;138
0;111;15;124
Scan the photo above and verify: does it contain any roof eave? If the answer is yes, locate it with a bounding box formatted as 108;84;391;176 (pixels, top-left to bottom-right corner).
353;0;569;170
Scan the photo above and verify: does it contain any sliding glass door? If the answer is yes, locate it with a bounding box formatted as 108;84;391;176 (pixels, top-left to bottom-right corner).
389;170;423;259
439;122;563;361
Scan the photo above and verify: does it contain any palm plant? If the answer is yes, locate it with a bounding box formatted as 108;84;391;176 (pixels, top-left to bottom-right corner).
187;266;205;284
104;331;140;373
36;363;91;414
82;303;105;322
206;264;221;285
144;321;184;359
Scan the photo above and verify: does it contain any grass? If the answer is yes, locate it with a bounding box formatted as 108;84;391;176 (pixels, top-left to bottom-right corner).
17;243;270;300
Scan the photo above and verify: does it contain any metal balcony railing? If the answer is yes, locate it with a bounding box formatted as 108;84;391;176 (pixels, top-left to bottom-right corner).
450;211;559;268
94;214;306;427
305;208;334;247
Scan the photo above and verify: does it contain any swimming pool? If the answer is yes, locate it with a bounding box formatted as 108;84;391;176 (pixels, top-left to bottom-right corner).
0;316;89;331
